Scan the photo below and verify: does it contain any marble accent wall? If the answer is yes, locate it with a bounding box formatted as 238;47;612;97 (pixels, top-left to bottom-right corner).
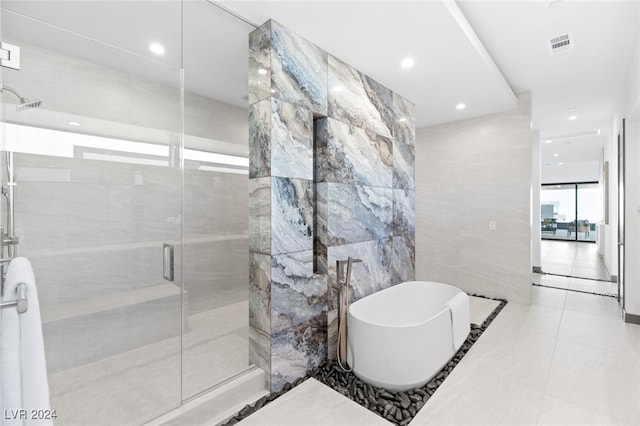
249;20;415;392
415;92;532;304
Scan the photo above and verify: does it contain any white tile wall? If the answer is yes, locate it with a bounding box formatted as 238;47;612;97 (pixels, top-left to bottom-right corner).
415;92;532;304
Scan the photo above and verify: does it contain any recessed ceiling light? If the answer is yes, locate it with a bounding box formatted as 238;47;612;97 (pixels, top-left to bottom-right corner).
548;0;563;8
568;115;577;120
545;139;552;143
597;129;601;135
456;103;466;110
401;57;415;69
553;153;559;157
258;68;268;75
558;162;564;165
68;121;81;126
149;42;165;55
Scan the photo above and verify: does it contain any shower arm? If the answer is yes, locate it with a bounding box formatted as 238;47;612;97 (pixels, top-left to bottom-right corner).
0;83;41;111
0;84;28;103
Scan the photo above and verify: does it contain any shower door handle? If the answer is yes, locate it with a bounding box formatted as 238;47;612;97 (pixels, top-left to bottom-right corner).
163;243;174;282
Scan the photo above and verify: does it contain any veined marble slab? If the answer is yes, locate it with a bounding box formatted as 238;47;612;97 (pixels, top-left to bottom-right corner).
328;55;393;139
248;22;272;106
324;183;393;246
271;20;328;117
249;252;271;334
393;188;415;239
249;99;270;179
391;235;416;285
271;250;327;334
392;92;416;140
392;93;416;191
271;99;313;180
315;117;392;188
326;238;393;310
271;177;314;255
270;316;327;392
393;133;415;191
248;178;271;255
248;326;271;388
250;98;313;180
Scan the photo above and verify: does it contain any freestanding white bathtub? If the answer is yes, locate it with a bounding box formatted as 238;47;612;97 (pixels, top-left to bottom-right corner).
347;281;470;391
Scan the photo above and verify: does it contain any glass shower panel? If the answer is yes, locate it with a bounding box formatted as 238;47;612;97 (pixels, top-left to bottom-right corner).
181;1;252;399
1;2;183;424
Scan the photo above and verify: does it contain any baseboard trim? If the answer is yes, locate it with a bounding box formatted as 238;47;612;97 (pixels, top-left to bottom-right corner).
625;313;640;325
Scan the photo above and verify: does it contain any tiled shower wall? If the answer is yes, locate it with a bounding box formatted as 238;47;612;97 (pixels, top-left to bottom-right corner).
248;20;415;392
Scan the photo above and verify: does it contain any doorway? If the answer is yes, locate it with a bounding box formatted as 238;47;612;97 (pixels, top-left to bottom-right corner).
539;182;611;284
540;182;599;242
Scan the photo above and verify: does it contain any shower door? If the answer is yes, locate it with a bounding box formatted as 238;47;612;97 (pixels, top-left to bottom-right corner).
1;2;184;424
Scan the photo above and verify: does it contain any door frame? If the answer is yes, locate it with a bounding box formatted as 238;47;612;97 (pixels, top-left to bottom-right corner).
617;119;626;311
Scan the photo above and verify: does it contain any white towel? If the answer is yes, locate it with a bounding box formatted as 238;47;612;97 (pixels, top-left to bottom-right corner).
446;292;470;351
1;257;52;426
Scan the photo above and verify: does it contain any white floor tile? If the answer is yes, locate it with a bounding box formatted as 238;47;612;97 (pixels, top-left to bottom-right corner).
485;302;564;338
540;240;610;282
411;379;545;426
545;339;640;424
557;309;640;354
459;329;557;392
537;395;629;426
468;296;500;325
563;291;622;318
531;286;567;309
538;274;571;289
569;277;617;296
237;379;393;426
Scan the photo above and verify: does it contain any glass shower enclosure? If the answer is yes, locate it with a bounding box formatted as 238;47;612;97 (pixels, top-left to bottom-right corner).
0;1;255;424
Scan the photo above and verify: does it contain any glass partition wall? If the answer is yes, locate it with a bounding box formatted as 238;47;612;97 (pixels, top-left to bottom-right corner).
0;1;254;424
541;182;601;243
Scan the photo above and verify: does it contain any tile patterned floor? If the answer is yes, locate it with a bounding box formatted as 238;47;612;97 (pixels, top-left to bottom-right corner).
237;289;640;426
540;240;611;282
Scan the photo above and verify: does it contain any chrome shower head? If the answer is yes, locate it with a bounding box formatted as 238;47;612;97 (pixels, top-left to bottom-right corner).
0;84;42;112
16;99;42;112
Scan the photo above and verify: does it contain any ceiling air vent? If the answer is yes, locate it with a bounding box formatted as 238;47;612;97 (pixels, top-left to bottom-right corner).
548;33;574;55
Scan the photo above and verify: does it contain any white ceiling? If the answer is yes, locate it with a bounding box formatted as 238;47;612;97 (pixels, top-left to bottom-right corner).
2;0;639;172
